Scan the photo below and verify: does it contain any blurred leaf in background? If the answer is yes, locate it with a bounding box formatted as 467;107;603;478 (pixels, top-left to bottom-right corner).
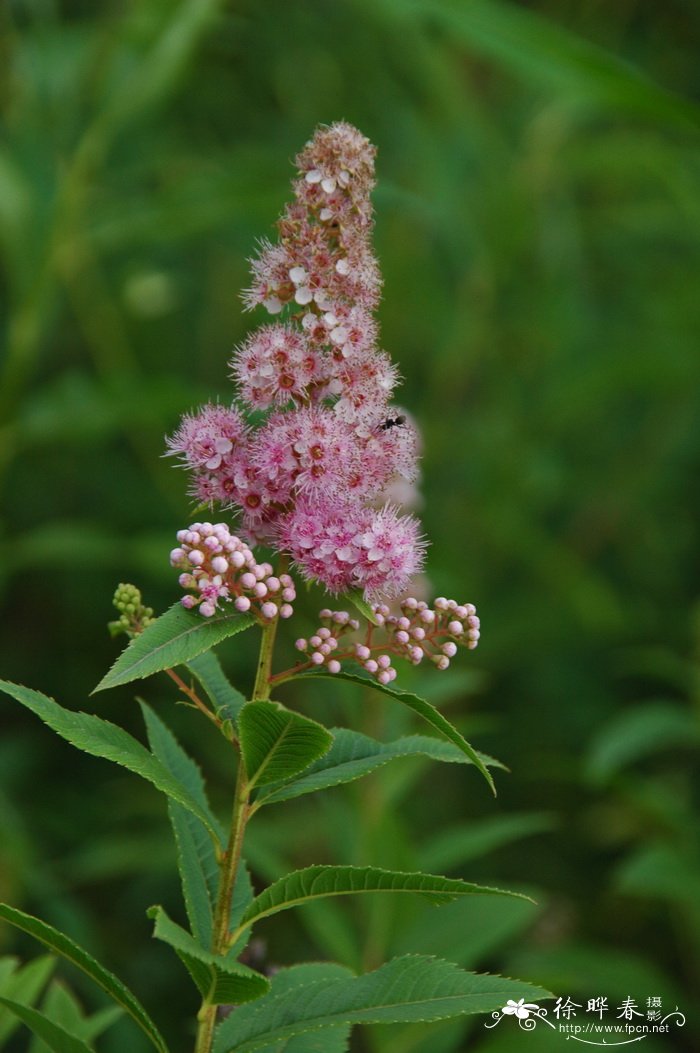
1;0;700;1050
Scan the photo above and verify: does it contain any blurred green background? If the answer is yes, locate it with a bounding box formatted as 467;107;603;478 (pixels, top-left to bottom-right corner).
1;0;700;1050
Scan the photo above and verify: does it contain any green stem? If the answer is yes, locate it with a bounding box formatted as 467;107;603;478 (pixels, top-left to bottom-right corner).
193;616;279;1053
253;614;279;701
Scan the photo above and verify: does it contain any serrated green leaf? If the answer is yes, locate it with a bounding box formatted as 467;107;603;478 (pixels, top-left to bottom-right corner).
288;673;495;794
147;906;269;1005
186;651;247;721
256;965;354;1053
228;863;255;959
141;704;220;944
0;956;55;1045
234;865;528;939
0;999;94;1053
0;681;220;844
94;603;255;692
239;701;332;789
255;728;503;807
0;903;168;1053
213;955;552;1053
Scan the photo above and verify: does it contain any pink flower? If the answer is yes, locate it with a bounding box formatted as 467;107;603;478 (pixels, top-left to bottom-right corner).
231;324;323;409
279;496;425;598
167;123;428;601
166;404;247;471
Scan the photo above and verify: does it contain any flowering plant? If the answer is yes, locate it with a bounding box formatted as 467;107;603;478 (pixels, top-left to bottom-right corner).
0;124;548;1053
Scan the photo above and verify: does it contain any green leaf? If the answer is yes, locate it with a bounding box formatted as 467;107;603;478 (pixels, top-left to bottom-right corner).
585;701;700;784
94;603;255;692
29;982;123;1053
235;865;528;938
141;704;220;943
0;681;221;843
228;863;255;959
255;728;503;807
0;903;169;1053
256;965;354;1053
213;955;551;1053
186;651;247;721
343;590;380;627
239;701;332;789
0;956;55;1045
403;0;700;129
147;906;269;1006
289;673;495;794
0;999;94;1053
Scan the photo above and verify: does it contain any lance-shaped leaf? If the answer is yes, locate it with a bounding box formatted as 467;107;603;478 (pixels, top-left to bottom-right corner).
148;906;269;1006
29;982;123;1051
0;681;221;843
0;903;168;1053
186;651;247;721
213;955;552;1053
0;956;55;1045
141;703;219;943
289;672;495;794
233;865;529;939
254;965;354;1053
94;603;255;692
255;728;503;807
239;701;332;789
0;999;94;1053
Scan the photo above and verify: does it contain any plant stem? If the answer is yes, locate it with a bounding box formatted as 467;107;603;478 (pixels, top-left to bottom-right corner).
193;616;279;1053
164;668;222;729
253;614;279;701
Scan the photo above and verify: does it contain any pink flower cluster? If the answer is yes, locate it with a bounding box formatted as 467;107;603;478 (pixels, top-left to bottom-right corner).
167;123;424;599
170;522;296;620
290;597;480;685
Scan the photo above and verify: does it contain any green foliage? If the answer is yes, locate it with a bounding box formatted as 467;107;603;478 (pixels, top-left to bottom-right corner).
213;955;551;1053
418;813;556;872
253;965;354;1053
0;680;222;843
0;956;55;1047
95;604;255;692
585;700;700;784
141;703;219;944
2;0;700;1048
404;0;700;126
29;983;123;1053
290;672;496;792
236;864;528;934
0;904;168;1053
0;999;95;1053
147;906;269;1005
239;700;333;788
186;651;248;722
253;728;502;808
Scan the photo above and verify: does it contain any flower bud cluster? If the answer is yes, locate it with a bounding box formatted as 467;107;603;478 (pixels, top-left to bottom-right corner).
170;522;296;621
289;597;480;686
109;583;155;638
